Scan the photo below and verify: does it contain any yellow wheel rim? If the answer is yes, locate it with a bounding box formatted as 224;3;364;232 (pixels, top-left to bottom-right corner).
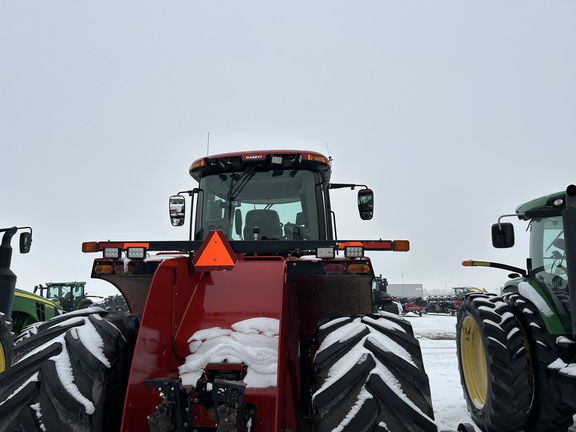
460;315;488;409
0;342;5;373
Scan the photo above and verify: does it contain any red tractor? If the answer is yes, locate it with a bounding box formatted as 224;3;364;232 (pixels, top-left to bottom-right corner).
0;150;471;431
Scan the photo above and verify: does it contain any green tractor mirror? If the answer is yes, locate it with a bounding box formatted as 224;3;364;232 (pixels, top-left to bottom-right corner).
491;222;515;248
18;232;32;254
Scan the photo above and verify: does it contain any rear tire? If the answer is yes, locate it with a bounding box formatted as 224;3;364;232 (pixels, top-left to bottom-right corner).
456;293;531;432
0;307;139;432
505;293;576;431
379;301;400;315
78;299;94;310
10;311;37;336
0;313;13;373
313;314;437;432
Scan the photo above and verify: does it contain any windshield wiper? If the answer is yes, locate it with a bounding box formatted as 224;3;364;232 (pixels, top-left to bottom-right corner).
227;166;256;201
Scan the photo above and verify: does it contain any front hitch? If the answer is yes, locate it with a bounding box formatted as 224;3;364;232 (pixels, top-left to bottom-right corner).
145;377;250;432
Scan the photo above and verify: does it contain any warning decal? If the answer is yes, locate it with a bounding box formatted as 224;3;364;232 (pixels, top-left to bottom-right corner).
192;230;237;271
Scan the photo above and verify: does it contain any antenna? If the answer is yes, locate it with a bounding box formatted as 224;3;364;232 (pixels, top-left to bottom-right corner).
207;132;210;155
325;141;333;162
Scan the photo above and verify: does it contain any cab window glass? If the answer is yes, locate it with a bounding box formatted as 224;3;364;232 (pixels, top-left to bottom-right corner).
196;170;320;240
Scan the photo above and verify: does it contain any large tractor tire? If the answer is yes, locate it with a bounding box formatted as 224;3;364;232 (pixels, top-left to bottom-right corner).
0;312;13;373
11;311;38;336
505;293;576;431
379;300;401;315
0;307;139;432
456;293;532;432
313;313;437;432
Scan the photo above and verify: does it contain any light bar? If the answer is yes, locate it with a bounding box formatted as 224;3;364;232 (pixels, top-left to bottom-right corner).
306;154;330;165
191;158;207;170
392;240;410;252
82;242;99;253
103;247;121;259
323;263;345;274
271;155;283;165
316;247;335;259
462;260;490;267
347;264;371;274
94;264;114;275
127;247;147;259
344;246;364;258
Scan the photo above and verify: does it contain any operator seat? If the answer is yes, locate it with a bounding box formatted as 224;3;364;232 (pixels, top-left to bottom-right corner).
284;211;310;240
296;211;308;227
243;210;282;240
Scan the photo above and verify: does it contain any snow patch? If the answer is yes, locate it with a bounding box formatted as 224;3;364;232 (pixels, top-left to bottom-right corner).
477;305;495;314
30;403;46;432
314;348;366;398
548;358;567;370
179;317;279;388
560;364;576;377
0;371;40;408
483;319;501;330
232;317;279;337
317;317;366;349
518;281;554;317
319;316;349;330
333;385;374;431
507;327;520;341
558;336;575;345
50;335;97;414
549;357;576;377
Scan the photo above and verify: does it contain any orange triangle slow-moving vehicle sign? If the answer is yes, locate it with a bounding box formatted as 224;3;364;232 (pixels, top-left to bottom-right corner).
192;230;238;271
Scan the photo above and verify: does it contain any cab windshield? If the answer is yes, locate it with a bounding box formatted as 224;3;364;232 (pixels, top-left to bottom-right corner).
195;169;323;241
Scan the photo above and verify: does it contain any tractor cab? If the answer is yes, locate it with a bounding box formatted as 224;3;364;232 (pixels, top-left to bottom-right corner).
34;282;92;312
486;190;572;332
170;150;373;243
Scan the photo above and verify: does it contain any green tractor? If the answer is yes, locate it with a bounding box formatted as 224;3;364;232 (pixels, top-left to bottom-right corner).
456;185;576;432
33;281;95;312
11;288;62;334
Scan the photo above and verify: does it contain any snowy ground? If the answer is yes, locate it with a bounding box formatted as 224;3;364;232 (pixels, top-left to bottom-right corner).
405;313;479;431
406;313;576;432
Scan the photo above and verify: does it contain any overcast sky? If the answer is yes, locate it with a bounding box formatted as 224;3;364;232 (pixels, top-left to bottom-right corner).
2;1;575;299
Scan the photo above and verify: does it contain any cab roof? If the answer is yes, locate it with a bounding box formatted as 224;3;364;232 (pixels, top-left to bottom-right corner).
516;191;565;220
189;150;332;183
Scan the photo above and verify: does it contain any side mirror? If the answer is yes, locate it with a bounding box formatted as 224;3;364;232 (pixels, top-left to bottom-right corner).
358;188;374;220
169;195;186;227
19;232;32;254
491;222;515;248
